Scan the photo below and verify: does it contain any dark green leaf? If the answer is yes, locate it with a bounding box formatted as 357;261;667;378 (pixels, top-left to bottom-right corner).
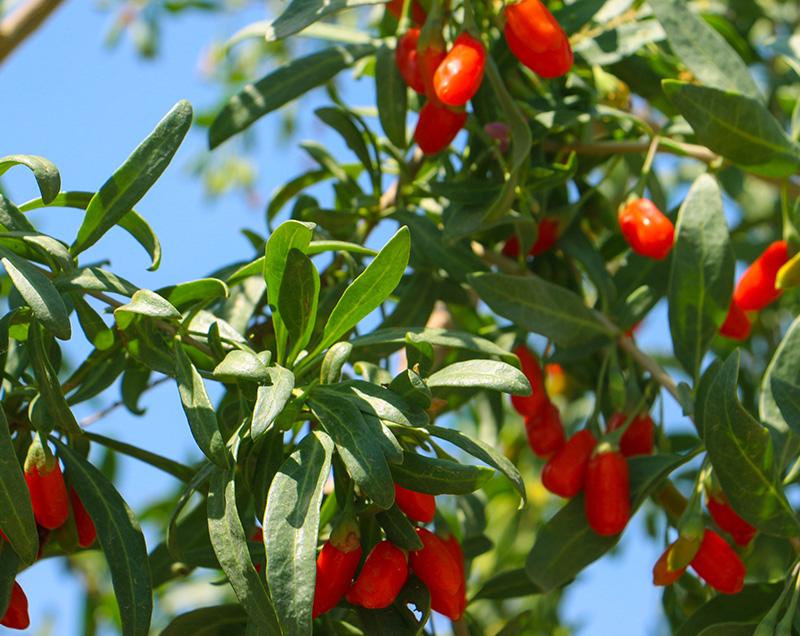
356;575;431;636
705;351;800;537
574;22;665;66
279;248;320;362
376;44;407;149
54;266;139;297
0;195;35;232
174;341;231;469
72;101;192;255
0;541;21;617
207;468;282;634
772;379;800;439
265;431;333;636
552;0;606;35
1;247;70;340
663;81;800;178
375;504;424;551
649;0;761;100
0;230;73;274
0;154;60;204
0;407;37;564
116;289;181;325
390;451;494;495
334;380;428;427
427;360;530;395
560;225;617;309
72;293;115;350
469;272;614;346
320;341;352;384
83;431;196;483
674;582;782;636
668;174;734;381
308;390;394;509
472;568;542;601
265;0;379;42
388;369;431;409
53;439;152;636
315;107;374;176
209;45;375;148
159;279;229;311
159;605;247;636
213;349;271;383
362;413;404;463
252;366;295;439
696;624;755;636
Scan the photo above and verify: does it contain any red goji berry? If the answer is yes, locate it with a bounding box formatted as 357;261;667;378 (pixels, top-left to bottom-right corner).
503;22;572;79
652;543;687;587
502;218;562;260
504;0;565;51
541;429;597;498
433;32;486;106
584;447;630;536
733;240;788;311
417;16;447;98
394;483;436;524
510;345;546;417
413;100;467;155
689;530;746;595
606;412;655;457
0;581;29;630
618;198;675;261
69;486;96;549
313;540;363;618
25;459;69;531
396;29;426;94
719;299;751;340
408;528;461;596
385;0;427;26
706;491;756;547
525;400;566;459
346;540;408;609
429;533;467;621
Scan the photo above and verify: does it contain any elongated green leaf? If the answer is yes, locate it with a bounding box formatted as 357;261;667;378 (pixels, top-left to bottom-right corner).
265;0;380;42
116;289;181;325
280;249;320;362
159;605;247;636
53;439;152;636
705;351;800;537
334;380;429;427
0;407;37;564
72;293;115;350
174;342;231;468
0;247;70;340
159;279;229;311
772;379;800;440
252;366;296;439
356;575;431;636
376;504;424;551
209;44;375;148
469;272;614;347
27;319;82;435
668;174;734;381
315;226;410;354
207;468;282;635
427;360;530;395
428;425;526;504
20;191;162;270
0;231;73;273
0;541;21;617
526;453;693;592
315;107;374;176
265;431;333;636
674;582;782;636
213;349;271;383
362;413;404;463
166;463;216;564
54;266;139;297
320;341;352;384
0;194;35;232
83;431;196;483
0;154;60;204
309;390;394;509
574;21;665;66
390;451;494;495
376;43;407;149
307;240;377;257
472;568;543;601
663;81;800;178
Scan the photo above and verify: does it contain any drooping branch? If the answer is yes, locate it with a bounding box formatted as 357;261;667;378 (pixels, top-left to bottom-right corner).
0;0;66;66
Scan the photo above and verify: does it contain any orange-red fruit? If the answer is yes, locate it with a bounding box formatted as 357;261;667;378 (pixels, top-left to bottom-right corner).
524;400;565;459
733;240;789;311
584;448;630;536
408;528;461;596
385;0;427;26
510;345;546;417
605;412;655;457
394;484;436;524
433;33;486;106
503;0;573;78
69;487;97;549
618;198;675;261
503;23;572;79
346;540;408;609
502;218;562;260
706;491;757;547
396;29;426;94
430;534;467;621
25;460;70;530
313;541;363;618
689;530;746;595
719;299;751;340
0;581;29;630
413;100;467;155
652;545;687;587
541;429;597;498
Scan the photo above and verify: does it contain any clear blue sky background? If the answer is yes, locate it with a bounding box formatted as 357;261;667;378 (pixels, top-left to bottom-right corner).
0;2;680;634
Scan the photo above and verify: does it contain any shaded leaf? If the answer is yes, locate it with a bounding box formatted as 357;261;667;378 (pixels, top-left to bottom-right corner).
265;0;380;42
159;279;229;311
0;407;37;564
390;451;494;495
376;504;424;551
54;266;139;297
376;43;407;149
334;380;428;427
674;582;781;636
252;366;296;439
0;154;60;205
356;575;431;636
279;248;320;362
159;605;247;636
472;568;542;601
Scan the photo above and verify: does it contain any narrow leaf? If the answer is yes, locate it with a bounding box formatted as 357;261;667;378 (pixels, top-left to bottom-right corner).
279;248;320;362
772;379;800;440
427;360;530;395
376;504;424;551
472;568;542;601
265;0;380;42
116;289;182;322
390;451;494;495
252;366;296;439
315;107;374;176
83;431;196;483
334;380;428;427
376;43;407;149
0;407;37;564
0;154;60;204
159;605;247;636
54;266;139;297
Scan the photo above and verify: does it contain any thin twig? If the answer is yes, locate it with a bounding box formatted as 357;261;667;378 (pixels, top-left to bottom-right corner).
0;0;66;66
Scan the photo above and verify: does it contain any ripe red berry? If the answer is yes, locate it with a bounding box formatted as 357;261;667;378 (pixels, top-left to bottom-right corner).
396;29;426;95
312;540;363;618
1;581;29;630
706;491;757;547
524;400;565;459
429;533;467;621
605;412;655;457
346;540;408;609
69;486;97;549
394;483;436;524
510;345;546;417
502;219;562;261
503;22;573;79
408;528;462;596
652;544;687;587
433;33;486;106
25;459;70;530
733;240;788;311
719;299;751;340
503;0;573;78
689;530;746;595
618;198;675;261
413;100;467;155
385;0;427;26
541;429;597;498
584;447;630;536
